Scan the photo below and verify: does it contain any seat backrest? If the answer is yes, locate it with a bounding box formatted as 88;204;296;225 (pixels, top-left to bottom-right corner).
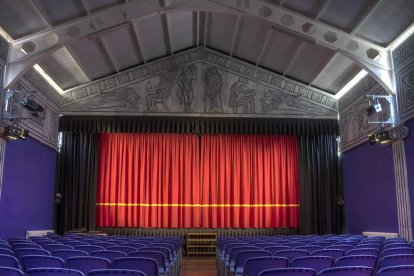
52;249;89;261
229;246;257;259
0;266;24;276
87;268;147;276
75;246;106;254
311;249;345;260
138;247;171;261
273;249;309;261
43;244;74;253
243;256;289;276
107;247;137;255
62;241;89;248
235;250;271;267
258;267;316;276
0;254;20;269
335;255;378;269
14;248;50;259
90;242;118;249
381;247;414;257
67;256;111;274
12;243;42;250
129;251;165;268
112;257;158;276
378;254;414;270
21;255;65;272
121;243;147;251
262;246;290;255
325;245;353;253
295;245;323;254
319;266;374;276
377;265;414;276
345;249;380;257
0;248;14;256
26;267;85;276
290;256;334;273
91;250;127;261
382;243;410;250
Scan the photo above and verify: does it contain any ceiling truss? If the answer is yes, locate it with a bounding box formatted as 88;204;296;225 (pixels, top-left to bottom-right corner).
2;0;396;96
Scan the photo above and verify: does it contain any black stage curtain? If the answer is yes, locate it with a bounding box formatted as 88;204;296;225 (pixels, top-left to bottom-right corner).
56;132;99;234
56;115;342;234
298;135;343;234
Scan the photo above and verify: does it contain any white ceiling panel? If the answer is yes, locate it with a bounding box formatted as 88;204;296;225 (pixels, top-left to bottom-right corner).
66;38;115;80
100;27;144;71
167;12;196;52
134;15;169;62
232;17;271;64
83;0;124;13
355;0;414;46
318;0;377;32
0;0;48;39
282;0;326;19
311;54;361;93
32;0;87;26
38;47;90;90
259;30;305;74
206;12;239;53
285;43;336;84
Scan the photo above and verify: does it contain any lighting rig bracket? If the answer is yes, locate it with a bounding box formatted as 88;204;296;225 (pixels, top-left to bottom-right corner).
365;94;396;125
1;90;44;140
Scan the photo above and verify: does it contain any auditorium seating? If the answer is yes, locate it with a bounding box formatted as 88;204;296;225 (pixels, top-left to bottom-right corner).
3;233;414;275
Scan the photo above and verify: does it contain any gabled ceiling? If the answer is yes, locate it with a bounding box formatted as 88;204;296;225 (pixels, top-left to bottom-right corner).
1;0;413;96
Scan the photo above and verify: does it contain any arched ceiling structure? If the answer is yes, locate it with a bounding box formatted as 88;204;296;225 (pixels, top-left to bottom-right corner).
1;0;413;96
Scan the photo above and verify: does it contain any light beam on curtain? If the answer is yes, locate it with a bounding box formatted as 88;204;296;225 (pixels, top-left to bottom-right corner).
96;133;299;228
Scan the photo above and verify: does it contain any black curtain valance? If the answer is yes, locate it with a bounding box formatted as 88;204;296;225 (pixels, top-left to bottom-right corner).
59;115;339;136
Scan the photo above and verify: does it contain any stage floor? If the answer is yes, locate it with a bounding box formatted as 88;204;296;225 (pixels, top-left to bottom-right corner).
181;258;217;276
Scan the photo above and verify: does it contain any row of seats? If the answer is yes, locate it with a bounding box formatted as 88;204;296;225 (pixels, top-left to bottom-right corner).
217;234;414;276
0;266;147;276
0;233;182;276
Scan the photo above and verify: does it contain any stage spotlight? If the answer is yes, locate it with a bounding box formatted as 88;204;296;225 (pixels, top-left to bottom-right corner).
5;125;29;140
368;130;392;145
366;102;382;116
20;97;44;113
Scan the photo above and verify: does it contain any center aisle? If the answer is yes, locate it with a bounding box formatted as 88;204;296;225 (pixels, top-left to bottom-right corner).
181;258;217;276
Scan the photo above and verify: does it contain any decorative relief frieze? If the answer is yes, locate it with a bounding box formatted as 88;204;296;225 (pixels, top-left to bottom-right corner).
61;47;337;119
393;34;414;69
393;34;414;123
395;59;414;122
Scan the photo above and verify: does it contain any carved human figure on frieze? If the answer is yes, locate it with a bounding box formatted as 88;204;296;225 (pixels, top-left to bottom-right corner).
146;73;174;112
229;77;255;113
204;67;223;113
63;86;141;112
177;64;197;112
261;89;319;113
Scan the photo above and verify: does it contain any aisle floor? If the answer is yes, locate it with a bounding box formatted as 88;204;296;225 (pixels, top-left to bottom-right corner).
181;258;217;276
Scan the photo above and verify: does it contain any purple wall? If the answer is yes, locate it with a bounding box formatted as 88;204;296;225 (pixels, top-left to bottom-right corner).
405;118;414;232
342;141;399;234
0;137;56;240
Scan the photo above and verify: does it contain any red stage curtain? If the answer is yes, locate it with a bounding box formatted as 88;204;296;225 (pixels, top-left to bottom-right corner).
200;135;299;228
96;133;298;228
96;133;201;227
